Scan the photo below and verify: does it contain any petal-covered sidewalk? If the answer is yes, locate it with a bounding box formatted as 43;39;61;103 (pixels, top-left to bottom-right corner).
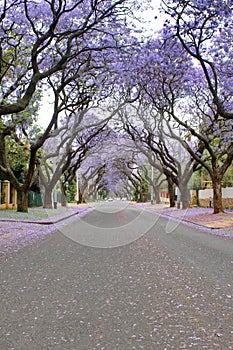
0;205;93;252
134;203;233;238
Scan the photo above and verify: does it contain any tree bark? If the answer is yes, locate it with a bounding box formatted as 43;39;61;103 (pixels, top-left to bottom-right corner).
43;189;53;209
167;177;175;207
142;187;148;202
179;183;190;209
17;190;29;212
61;184;67;207
78;190;83;204
212;178;224;214
154;185;161;204
61;192;67;207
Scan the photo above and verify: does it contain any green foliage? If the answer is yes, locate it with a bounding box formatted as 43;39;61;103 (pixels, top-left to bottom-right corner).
193;163;233;189
67;181;76;203
100;189;108;200
223;166;233;187
6;136;30;182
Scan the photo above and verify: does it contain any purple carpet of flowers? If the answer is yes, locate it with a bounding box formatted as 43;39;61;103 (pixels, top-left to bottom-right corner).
0;207;94;257
134;204;233;239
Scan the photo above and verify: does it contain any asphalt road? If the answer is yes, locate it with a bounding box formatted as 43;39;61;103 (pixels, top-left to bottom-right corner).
0;202;232;349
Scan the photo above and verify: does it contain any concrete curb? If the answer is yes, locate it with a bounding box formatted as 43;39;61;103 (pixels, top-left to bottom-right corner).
0;209;87;225
131;204;233;231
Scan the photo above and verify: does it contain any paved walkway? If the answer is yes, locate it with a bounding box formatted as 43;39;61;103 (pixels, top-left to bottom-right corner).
0;205;92;250
133;203;233;238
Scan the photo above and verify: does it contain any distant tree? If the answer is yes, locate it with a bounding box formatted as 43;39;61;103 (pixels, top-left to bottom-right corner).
39;114;111;208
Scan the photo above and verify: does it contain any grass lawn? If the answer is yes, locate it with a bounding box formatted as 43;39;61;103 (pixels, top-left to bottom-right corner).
0;206;70;221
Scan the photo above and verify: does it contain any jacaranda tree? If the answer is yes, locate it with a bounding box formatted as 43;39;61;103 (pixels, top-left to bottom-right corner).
162;0;233;120
0;0;148;211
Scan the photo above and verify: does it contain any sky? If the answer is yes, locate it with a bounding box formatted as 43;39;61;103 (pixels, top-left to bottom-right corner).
38;93;54;127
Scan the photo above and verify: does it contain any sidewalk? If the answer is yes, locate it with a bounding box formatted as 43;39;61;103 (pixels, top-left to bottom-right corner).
0;204;93;249
0;204;90;224
133;202;233;238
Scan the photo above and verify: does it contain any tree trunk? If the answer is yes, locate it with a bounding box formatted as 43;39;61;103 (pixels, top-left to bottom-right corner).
212;178;224;214
154;185;161;204
17;190;29;212
167;177;175;207
180;183;190;209
61;192;67;207
142;186;148;202
43;189;53;209
139;190;143;202
134;187;141;202
78;191;83;204
61;186;67;207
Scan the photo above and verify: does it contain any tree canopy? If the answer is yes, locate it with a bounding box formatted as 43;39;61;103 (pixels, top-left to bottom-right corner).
0;0;232;213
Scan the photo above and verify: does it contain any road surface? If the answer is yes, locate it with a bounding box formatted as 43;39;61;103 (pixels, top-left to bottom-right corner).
0;202;232;349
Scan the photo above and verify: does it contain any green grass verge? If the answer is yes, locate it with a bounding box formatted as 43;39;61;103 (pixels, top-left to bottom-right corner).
0;207;69;221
